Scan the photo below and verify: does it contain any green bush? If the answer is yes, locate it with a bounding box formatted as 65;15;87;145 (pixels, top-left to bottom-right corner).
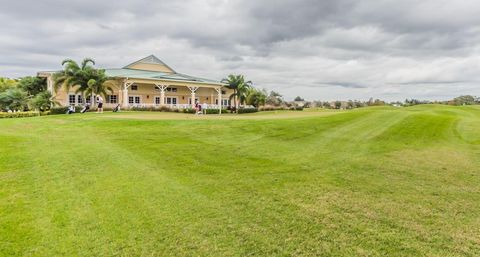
130;106;173;112
182;108;196;114
49;106;70;115
289;106;304;111
0;111;43;119
237;108;258;114
205;109;228;114
258;105;303;111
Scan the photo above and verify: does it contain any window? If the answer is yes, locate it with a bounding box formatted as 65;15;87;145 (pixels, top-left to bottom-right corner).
215;99;231;106
131;85;138;91
189;97;199;104
86;96;91;104
166;97;177;105
154;97;178;105
221;90;226;95
166;87;177;92
69;95;76;105
77;95;83;104
128;96;141;104
108;95;118;104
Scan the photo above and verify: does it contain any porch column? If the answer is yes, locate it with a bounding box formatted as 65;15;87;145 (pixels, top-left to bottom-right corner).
154;84;168;105
123;80;133;108
215;87;222;115
188;86;198;108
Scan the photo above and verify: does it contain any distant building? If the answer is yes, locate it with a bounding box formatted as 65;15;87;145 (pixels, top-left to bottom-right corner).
38;55;233;108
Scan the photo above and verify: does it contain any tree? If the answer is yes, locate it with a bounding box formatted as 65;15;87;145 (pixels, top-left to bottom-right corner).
334;101;342;109
294;96;304;101
17;76;46;96
221;74;252;110
266;91;284;106
0;77;17;93
83;71;115;102
30;91;58;111
246;88;267;107
54;58;114;105
453;95;476;105
0;88;28;111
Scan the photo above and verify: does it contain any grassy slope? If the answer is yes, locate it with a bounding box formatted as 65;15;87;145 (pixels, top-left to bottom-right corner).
0;105;479;256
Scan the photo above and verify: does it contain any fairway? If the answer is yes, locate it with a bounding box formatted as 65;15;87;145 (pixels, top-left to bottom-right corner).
1;105;480;256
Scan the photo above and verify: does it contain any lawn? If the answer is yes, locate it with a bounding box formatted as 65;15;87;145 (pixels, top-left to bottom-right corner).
1;105;479;256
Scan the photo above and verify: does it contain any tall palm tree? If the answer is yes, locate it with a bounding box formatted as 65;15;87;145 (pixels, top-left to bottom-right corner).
221;74;252;111
53;58;113;105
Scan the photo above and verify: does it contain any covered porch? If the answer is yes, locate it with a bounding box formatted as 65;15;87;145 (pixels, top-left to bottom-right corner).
117;78;230;111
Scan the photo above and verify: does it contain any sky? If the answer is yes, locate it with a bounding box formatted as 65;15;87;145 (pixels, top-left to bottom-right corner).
1;0;480;101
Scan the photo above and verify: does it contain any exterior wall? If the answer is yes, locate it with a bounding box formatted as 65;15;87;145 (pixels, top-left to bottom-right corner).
121;83;232;106
126;63;174;73
39;73;232;107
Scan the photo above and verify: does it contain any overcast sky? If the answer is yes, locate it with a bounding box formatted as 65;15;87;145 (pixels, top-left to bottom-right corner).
1;0;480;101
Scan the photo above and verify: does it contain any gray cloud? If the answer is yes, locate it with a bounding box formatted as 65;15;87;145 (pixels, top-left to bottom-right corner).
1;0;480;101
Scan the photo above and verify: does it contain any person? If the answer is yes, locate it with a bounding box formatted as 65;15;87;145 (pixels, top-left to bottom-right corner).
202;102;208;115
96;95;104;113
194;101;199;115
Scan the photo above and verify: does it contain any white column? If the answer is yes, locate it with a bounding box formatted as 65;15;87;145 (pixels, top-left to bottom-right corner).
155;85;168;106
123;81;132;108
215;87;222;115
188;86;198;108
160;89;165;105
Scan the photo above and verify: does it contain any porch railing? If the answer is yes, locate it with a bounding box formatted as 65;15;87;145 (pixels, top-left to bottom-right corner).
124;103;223;109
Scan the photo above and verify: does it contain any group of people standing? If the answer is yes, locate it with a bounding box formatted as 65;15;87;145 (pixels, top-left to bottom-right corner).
67;95;105;114
194;101;208;115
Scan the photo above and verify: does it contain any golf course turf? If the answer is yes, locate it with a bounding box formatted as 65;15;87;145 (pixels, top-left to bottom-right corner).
1;105;479;256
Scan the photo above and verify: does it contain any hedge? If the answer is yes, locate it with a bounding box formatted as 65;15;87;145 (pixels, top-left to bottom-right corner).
0;111;45;119
259;105;303;111
130;106;179;112
237;108;258;114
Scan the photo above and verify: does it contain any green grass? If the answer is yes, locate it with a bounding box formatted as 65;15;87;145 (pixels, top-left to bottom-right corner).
1;105;480;256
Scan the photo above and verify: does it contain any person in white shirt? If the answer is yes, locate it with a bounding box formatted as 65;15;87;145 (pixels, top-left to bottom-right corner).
202;102;208;115
96;95;104;113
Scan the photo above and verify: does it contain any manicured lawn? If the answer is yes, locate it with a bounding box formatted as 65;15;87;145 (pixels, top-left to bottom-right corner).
1;105;479;256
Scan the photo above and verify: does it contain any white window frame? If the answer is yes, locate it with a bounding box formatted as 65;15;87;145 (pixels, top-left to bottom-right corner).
215;99;230;106
128;95;141;105
166;97;178;105
188;97;199;105
68;94;76;106
108;95;118;104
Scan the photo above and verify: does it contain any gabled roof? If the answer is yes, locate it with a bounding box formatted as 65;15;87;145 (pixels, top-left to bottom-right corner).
104;68;225;85
123;55;176;73
38;55;226;86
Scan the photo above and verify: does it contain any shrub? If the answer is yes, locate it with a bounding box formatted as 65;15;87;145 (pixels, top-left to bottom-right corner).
237;108;258;114
130;106;173;112
258;105;303;111
205;108;229;114
0;111;43;119
49;106;70;115
182;108;196;114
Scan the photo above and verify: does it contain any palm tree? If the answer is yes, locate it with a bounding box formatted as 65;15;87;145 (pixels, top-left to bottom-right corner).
246;88;267;107
53;58;113;105
221;74;252;111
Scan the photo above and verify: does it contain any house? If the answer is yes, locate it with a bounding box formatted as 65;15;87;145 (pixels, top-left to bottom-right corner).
37;55;232;109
